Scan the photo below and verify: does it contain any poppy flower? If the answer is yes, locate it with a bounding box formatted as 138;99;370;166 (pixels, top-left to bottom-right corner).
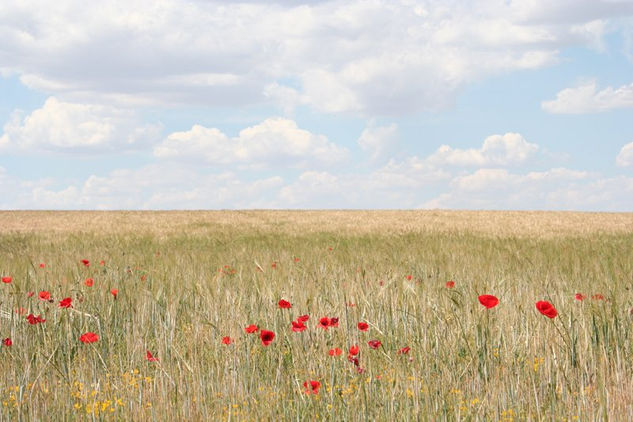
291;320;306;332
146;350;159;362
2;338;11;347
39;291;51;301
575;293;586;301
110;288;118;298
445;281;455;289
222;336;232;345
99;260;105;266
278;299;292;309
80;332;99;343
478;295;499;309
303;380;321;395
84;278;94;287
260;330;275;346
293;257;300;263
39;263;45;268
329;317;339;327
245;324;259;334
81;259;90;267
318;317;331;330
26;314;45;324
328;348;342;356
349;345;360;356
27;291;34;298
1;276;11;284
536;301;558;318
59;297;72;308
297;314;309;322
368;340;382;349
592;293;605;301
397;346;411;355
271;262;277;269
357;322;369;331
406;275;412;280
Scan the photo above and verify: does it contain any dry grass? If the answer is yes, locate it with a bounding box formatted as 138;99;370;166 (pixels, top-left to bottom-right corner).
1;211;632;420
1;210;632;238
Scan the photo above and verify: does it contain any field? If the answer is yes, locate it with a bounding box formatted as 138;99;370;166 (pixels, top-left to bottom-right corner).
1;210;632;420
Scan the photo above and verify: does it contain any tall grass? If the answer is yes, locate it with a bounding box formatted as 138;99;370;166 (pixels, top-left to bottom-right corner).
0;212;632;420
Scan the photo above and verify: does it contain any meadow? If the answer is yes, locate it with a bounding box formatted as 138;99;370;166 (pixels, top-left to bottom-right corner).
1;210;632;421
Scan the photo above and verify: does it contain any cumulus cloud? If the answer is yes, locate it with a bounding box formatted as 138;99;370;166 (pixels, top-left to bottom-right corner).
426;133;540;167
421;167;633;210
153;117;348;169
357;122;398;163
0;97;161;152
616;142;633;167
542;80;633;114
1;0;630;115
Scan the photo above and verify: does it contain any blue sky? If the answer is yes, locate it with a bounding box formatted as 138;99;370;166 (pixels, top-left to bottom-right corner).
1;0;632;210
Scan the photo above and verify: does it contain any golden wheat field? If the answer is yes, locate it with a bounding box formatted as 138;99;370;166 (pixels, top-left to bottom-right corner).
1;210;632;421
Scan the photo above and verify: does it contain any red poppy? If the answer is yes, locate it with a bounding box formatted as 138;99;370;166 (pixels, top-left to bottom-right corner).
146;350;159;362
328;348;342;356
347;302;356;307
318;317;331;330
84;278;94;287
2;338;11;347
59;297;73;308
291;320;307;332
575;293;586;301
478;295;499;309
80;332;99;343
271;262;277;269
278;299;292;309
592;293;605;301
406;275;412;280
39;291;51;301
81;259;90;267
1;276;11;284
293;257;300;263
397;346;411;355
39;263;46;268
99;260;105;266
349;345;360;356
27;291;34;298
222;336;232;345
329;317;339;327
357;322;369;331
110;288;118;298
245;324;259;334
536;301;558;318
260;330;275;346
303;380;321;395
368;340;382;349
445;281;455;289
297;314;309;322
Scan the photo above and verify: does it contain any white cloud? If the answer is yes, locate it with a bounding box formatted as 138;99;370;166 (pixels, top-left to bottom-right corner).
153;117;348;169
0;97;161;152
357;122;398;163
617;142;633;167
1;0;630;115
426;133;540;167
542;80;633;113
421;167;633;210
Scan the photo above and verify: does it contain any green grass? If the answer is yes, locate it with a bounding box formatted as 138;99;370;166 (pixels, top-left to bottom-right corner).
1;212;632;420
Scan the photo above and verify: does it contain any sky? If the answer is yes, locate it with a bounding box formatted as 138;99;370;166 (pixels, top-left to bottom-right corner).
1;0;633;210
